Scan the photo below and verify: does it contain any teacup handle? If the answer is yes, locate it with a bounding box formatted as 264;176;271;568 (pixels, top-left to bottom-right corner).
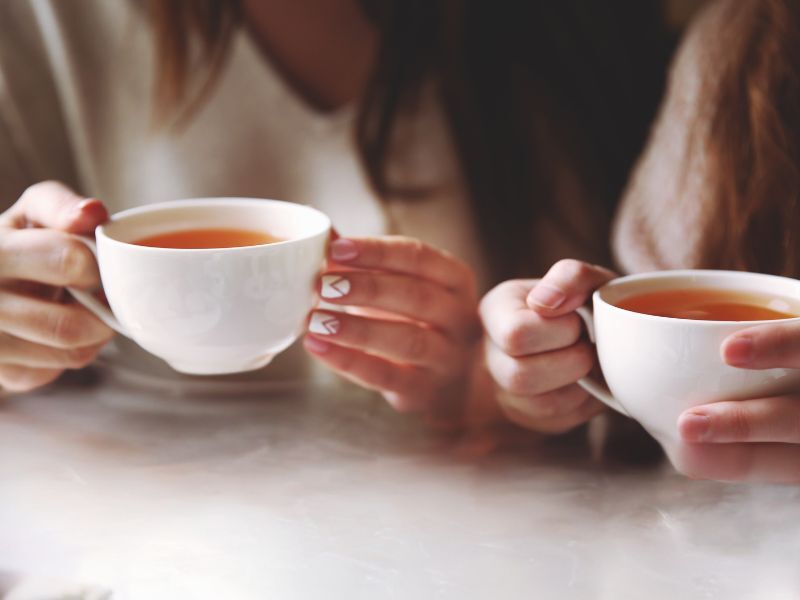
575;306;629;416
65;236;130;337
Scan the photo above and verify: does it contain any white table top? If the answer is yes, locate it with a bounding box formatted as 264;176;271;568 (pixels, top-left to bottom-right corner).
1;368;799;600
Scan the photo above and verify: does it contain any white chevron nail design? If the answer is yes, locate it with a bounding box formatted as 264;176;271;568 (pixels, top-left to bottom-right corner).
309;312;341;335
321;275;351;299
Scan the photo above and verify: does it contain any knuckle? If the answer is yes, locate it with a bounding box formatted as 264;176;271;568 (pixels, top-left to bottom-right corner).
65;345;99;368
370;239;387;264
480;280;523;317
526;393;560;419
411;283;434;313
407;238;426;269
56;240;92;284
552;259;590;283
504;362;533;396
496;313;534;356
19;181;62;208
770;326;798;358
405;327;429;360
362;274;381;302
727;408;753;441
570;342;596;378
50;309;86;347
19;181;50;202
348;319;370;347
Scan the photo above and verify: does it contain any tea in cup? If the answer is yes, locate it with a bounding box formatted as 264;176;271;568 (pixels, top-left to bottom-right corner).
68;198;330;375
577;270;800;445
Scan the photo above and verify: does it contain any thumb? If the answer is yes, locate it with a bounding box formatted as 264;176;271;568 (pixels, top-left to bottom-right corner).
6;181;108;234
526;259;617;317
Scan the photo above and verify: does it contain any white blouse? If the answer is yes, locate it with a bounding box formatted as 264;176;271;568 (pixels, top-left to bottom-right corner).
0;0;602;391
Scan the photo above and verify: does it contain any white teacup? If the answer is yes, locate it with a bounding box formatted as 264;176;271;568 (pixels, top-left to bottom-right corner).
578;270;800;445
68;198;330;375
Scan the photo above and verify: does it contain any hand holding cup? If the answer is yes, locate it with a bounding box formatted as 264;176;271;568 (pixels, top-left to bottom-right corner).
0;181;114;392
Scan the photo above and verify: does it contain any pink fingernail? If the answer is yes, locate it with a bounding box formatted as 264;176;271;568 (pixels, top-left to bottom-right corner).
71;198;94;216
678;412;711;442
527;284;566;310
330;239;359;262
304;335;331;354
724;336;754;366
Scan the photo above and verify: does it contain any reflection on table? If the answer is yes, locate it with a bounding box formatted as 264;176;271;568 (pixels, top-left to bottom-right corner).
1;366;799;600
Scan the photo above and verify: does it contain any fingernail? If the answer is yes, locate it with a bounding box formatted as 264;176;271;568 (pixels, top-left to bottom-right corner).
678;412;711;442
527;284;566;310
330;238;359;262
725;335;754;366
304;335;331;354
321;274;351;299
308;312;341;335
70;198;93;216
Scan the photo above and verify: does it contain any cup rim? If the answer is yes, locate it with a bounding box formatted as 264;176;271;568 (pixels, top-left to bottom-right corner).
593;269;800;325
96;197;331;252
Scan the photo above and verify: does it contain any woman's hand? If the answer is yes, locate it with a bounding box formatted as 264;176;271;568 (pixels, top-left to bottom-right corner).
480;260;615;433
0;181;114;393
303;236;481;414
676;321;800;483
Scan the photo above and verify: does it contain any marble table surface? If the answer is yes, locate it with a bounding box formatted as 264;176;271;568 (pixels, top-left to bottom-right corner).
1;367;799;600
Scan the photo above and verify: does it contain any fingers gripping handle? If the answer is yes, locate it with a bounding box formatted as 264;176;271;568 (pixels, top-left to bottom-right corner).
65;236;129;336
575;306;629;416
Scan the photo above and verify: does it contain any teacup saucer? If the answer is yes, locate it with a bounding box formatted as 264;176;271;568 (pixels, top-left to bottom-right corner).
95;337;324;401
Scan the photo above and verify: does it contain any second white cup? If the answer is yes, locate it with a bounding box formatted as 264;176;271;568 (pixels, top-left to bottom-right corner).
578;270;800;445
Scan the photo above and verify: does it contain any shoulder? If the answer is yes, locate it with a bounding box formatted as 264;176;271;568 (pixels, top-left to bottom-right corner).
0;0;144;201
665;0;735;117
610;0;735;273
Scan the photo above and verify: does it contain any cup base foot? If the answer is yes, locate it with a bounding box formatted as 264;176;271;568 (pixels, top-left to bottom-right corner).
166;354;276;376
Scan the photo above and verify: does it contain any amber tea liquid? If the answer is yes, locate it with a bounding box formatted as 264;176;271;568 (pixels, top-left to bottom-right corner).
134;228;282;249
615;288;800;321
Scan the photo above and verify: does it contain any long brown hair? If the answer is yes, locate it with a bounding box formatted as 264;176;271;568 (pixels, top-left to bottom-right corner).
147;0;667;282
697;0;800;276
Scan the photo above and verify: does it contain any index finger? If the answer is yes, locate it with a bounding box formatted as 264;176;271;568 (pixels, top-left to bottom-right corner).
480;279;583;356
328;236;475;293
526;259;617;317
0;228;100;288
2;181;108;233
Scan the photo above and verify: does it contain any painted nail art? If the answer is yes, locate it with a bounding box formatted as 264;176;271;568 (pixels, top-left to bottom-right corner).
321;274;351;299
309;312;341;335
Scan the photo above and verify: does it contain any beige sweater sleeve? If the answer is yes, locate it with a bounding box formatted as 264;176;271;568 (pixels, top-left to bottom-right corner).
612;0;729;274
0;0;81;209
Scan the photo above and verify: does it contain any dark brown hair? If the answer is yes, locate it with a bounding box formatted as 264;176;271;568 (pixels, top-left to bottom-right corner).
698;0;800;276
148;0;667;282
